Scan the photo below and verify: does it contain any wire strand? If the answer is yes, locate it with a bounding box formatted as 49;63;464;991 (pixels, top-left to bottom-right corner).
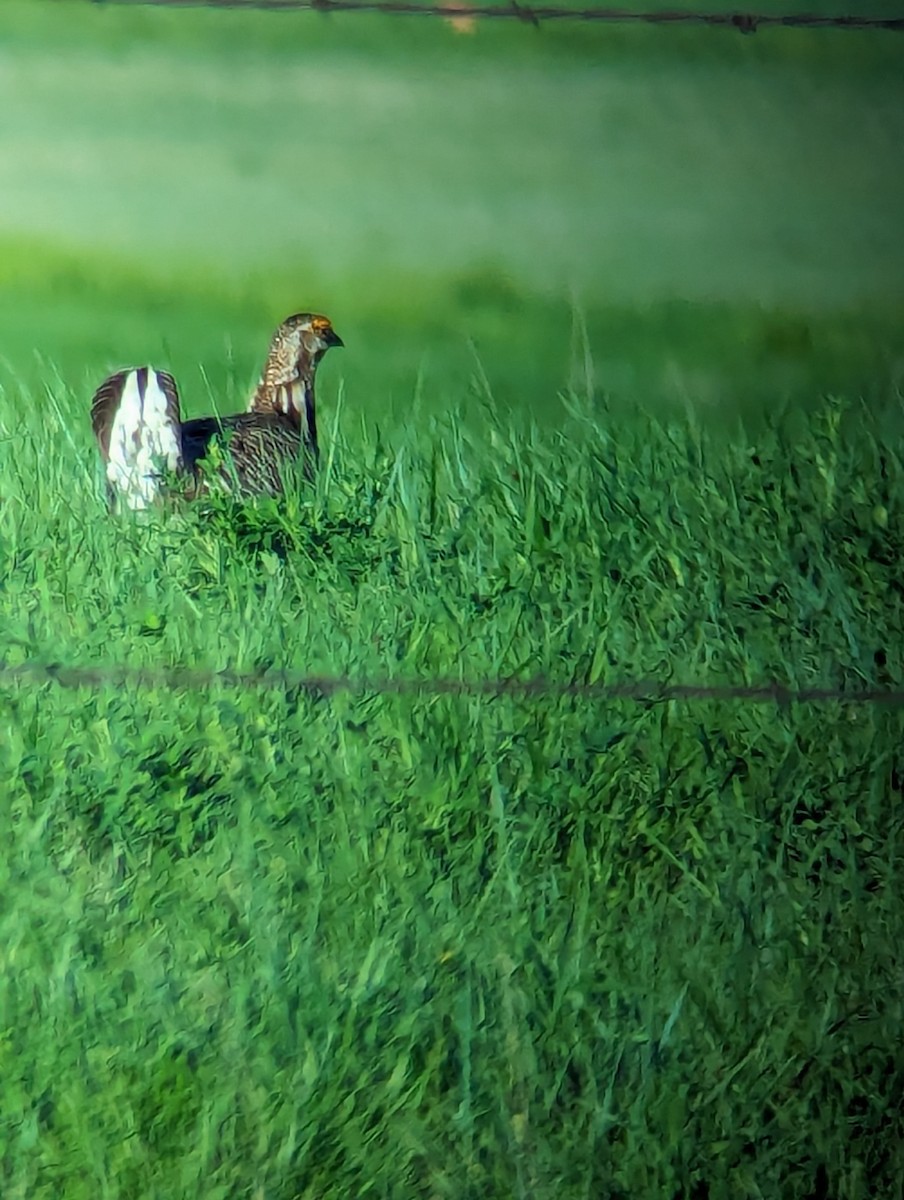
85;2;904;33
2;660;902;703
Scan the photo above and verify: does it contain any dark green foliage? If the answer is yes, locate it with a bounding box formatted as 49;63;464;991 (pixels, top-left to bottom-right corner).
1;387;902;1199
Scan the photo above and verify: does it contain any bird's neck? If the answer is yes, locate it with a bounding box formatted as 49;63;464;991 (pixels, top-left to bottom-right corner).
249;367;319;463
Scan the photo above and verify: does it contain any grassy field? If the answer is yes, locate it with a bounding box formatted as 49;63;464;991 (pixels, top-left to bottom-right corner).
2;3;904;1198
1;1;903;414
2;382;903;1197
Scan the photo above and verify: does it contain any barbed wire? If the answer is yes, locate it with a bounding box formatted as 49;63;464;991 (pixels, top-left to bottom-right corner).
86;1;904;33
1;659;902;703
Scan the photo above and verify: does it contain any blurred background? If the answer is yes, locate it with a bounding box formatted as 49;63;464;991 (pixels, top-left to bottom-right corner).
1;0;903;426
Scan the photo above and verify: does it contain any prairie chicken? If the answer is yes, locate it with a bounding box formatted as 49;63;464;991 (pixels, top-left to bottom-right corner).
91;313;343;510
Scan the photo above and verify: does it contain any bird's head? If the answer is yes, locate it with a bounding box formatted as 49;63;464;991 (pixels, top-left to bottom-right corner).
264;312;343;386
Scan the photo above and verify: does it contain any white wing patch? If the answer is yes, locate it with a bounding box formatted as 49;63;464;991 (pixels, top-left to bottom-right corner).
106;368;182;510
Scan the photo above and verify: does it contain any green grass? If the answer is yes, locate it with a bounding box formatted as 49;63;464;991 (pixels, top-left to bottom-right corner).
1;374;903;1197
2;5;904;1196
4;235;903;432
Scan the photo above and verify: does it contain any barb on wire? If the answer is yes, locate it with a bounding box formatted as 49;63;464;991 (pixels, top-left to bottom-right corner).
86;1;904;33
1;659;902;704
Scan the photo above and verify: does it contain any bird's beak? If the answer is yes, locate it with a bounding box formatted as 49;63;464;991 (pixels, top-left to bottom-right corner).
324;329;344;348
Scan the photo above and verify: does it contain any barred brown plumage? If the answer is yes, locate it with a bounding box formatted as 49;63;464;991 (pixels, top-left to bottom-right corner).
181;411;315;495
90;313;342;510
